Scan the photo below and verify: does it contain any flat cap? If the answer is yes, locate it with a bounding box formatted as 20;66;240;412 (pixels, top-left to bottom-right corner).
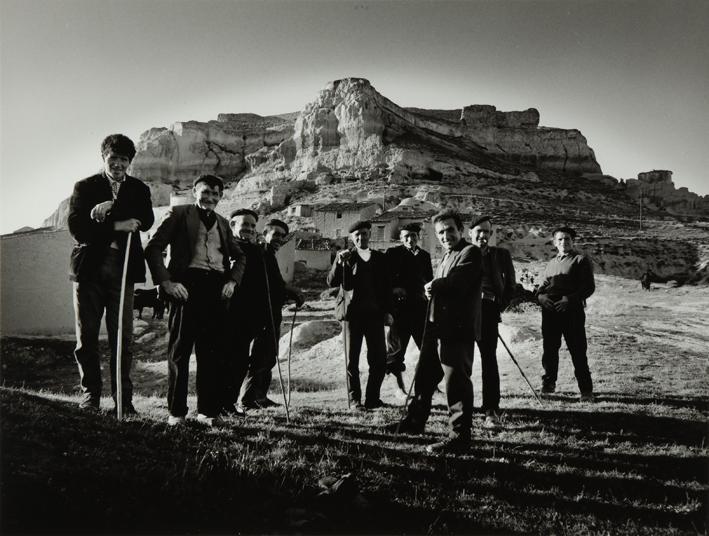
266;218;289;234
348;220;371;233
400;222;422;233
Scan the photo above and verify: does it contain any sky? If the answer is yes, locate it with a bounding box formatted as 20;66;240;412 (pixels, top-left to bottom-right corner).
1;0;707;234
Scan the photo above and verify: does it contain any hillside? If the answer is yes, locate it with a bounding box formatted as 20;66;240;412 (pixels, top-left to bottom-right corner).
2;274;708;534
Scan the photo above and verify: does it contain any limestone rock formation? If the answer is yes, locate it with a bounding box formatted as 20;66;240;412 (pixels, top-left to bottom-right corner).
625;170;709;216
130;113;295;191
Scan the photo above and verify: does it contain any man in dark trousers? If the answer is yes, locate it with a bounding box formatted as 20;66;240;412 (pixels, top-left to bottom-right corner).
238;218;304;410
145;175;245;427
386;209;482;455
385;223;433;394
68;134;154;414
537;226;595;402
221;208;263;415
468;215;516;427
327;220;393;410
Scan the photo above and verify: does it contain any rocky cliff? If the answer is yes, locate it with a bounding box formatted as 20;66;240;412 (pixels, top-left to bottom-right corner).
625;170;709;216
127;78;602;207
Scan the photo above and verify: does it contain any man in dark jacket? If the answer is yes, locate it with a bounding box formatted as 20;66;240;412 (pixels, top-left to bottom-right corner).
68;134;154;414
537;226;595;402
468;216;516;427
237;218;303;410
385;223;433;393
387;209;482;455
327;220;393;410
145;175;245;427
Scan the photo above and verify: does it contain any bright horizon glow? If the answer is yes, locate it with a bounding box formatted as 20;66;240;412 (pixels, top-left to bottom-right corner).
1;0;707;234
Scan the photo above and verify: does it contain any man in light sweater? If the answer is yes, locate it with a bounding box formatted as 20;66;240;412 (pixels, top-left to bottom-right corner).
536;226;595;402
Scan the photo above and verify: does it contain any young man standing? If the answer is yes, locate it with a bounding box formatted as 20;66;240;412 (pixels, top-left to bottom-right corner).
239;219;304;409
68;134;154;414
327;220;393;410
468;216;516;427
145;175;245;426
387;209;482;455
385;223;433;394
537;226;595;402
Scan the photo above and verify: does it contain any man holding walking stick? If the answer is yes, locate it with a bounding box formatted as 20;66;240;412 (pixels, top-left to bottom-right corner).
385;209;482;455
468;215;516;427
327;220;393;411
68;134;154;415
239;218;304;410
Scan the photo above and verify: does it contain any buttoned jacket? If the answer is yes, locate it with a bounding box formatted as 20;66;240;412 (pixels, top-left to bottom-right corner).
145;204;245;286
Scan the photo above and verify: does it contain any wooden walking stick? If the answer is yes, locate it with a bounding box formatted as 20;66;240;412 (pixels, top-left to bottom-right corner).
115;232;132;420
498;333;544;406
263;256;291;423
395;299;432;435
341;256;352;409
286;307;298;407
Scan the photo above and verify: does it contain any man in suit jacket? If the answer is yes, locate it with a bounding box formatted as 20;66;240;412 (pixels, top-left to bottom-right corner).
327;220;393;410
388;209;482;455
468;215;516;427
385;223;433;393
238;218;304;409
145;175;245;427
68;134;154;414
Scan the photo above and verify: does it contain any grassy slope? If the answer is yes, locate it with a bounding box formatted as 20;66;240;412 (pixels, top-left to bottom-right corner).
1;275;708;535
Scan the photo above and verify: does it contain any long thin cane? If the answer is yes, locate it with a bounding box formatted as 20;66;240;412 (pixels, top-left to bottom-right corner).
497;334;544;406
286;308;298;407
263;257;291;423
115;232;132;421
395;299;432;435
341;261;351;408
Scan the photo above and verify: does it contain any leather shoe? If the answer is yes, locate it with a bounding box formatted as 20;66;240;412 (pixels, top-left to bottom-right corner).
364;399;389;410
196;414;223;427
425;436;471;455
220;404;247;417
383;420;424;435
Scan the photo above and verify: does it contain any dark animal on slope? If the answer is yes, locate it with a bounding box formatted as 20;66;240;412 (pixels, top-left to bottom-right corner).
133;287;166;319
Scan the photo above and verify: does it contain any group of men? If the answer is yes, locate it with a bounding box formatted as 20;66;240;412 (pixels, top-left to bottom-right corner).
68;133;596;452
68;134;302;428
329;211;595;454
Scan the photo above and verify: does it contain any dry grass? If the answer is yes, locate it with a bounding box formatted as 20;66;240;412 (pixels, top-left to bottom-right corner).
1;273;707;535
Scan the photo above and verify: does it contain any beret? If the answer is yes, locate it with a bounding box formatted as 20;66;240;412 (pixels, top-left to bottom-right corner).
470;215;491;228
266;218;289;234
348;220;371;233
400;223;422;233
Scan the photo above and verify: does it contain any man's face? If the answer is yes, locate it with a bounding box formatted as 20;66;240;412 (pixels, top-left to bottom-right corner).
102;150;131;181
400;230;419;250
193;182;222;212
553;232;574;255
230;214;257;242
264;225;288;251
350;228;370;249
435;218;462;252
469;220;493;250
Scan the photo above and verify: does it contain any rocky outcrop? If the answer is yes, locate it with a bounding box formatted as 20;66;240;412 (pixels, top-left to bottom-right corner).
129;114;294;191
625;170;709;216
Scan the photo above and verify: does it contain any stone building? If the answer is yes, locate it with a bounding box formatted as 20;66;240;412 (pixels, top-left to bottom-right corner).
311;202;381;238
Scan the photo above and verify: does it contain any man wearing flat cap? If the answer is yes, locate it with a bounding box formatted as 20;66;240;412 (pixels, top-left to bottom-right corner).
385;223;433;394
536;226;595;402
468;215;516;427
239;218;304;409
327;220;393;410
